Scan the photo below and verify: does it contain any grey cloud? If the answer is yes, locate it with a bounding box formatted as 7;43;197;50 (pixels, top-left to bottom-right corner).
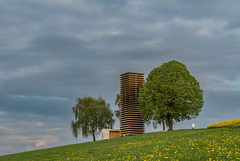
1;0;240;156
100;34;145;46
0;95;73;117
0;112;77;156
113;47;169;61
204;90;240;116
30;35;87;52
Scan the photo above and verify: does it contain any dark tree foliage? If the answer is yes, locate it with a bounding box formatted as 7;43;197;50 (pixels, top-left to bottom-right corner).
71;96;115;141
138;60;204;131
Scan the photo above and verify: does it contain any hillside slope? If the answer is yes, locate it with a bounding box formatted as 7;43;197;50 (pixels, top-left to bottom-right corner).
207;118;240;129
1;128;240;160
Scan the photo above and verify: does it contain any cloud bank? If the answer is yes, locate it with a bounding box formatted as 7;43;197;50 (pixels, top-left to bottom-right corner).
1;0;240;156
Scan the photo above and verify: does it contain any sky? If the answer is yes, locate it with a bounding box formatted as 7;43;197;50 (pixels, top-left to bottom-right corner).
1;0;240;156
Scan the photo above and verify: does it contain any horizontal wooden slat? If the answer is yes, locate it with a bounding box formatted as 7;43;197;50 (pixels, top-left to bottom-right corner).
120;72;144;136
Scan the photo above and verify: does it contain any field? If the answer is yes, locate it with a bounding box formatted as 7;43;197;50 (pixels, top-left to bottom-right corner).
207;118;240;129
1;128;240;161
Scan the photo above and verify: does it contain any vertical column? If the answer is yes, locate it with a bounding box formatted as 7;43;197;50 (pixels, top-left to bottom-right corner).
120;72;144;136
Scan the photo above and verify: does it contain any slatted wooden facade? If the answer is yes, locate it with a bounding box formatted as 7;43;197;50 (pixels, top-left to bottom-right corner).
109;130;120;139
120;72;144;136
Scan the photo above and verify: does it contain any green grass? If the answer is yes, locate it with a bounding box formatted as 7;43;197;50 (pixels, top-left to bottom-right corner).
1;128;240;161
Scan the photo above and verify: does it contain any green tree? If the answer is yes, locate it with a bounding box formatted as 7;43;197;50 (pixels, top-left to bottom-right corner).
71;96;115;141
114;94;121;119
138;60;204;131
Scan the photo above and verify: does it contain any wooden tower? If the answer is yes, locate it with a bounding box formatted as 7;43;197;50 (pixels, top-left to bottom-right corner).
120;72;144;136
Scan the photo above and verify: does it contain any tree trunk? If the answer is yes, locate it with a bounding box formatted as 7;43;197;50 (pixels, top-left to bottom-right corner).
168;114;173;131
92;132;96;141
162;119;165;131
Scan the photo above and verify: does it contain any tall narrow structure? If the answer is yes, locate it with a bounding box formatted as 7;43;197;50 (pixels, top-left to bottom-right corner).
120;72;144;136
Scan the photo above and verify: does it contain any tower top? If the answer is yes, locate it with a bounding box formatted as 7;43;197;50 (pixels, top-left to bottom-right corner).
120;72;144;76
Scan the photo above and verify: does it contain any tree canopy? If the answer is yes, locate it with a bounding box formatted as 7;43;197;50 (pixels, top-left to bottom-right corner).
71;96;115;141
138;60;204;131
114;94;121;119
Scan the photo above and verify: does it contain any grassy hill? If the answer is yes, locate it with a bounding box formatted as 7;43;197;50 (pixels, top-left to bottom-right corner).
207;118;240;129
1;128;240;161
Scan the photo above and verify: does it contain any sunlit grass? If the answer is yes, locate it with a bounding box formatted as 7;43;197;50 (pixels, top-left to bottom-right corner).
207;118;240;129
1;128;240;160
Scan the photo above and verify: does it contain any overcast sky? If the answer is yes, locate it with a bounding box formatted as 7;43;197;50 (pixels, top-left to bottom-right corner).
1;0;240;156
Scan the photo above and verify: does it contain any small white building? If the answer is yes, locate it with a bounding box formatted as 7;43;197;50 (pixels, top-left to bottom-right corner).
102;129;120;140
192;123;195;129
